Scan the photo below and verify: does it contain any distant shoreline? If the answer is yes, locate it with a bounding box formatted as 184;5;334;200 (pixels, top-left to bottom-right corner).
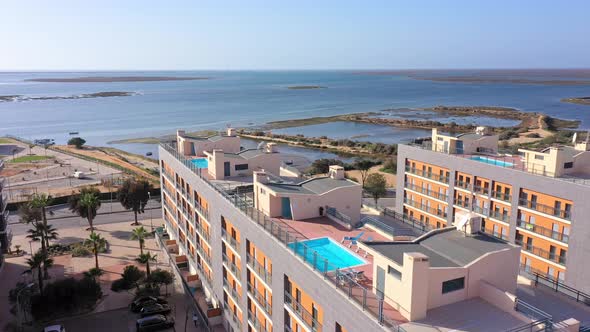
25;76;211;83
287;85;326;90
561;97;590;106
0;91;135;102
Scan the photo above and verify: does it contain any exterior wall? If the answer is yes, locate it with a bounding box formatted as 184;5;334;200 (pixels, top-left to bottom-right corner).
159;145;390;332
178;134;241;157
396;144;590;294
206;150;281;180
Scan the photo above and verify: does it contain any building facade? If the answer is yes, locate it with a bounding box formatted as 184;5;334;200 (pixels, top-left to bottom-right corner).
0;160;10;270
396;142;590;294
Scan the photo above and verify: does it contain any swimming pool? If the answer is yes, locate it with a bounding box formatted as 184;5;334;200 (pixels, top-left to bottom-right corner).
191;158;208;169
469;156;514;167
288;237;366;271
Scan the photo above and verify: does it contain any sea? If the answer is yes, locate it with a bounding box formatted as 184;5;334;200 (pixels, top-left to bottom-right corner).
1;70;589;159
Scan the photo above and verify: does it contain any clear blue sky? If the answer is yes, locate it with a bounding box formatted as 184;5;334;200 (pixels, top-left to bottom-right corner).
1;0;589;70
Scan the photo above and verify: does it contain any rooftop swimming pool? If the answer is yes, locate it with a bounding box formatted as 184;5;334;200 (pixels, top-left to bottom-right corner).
191;158;208;169
469;156;514;167
288;237;366;271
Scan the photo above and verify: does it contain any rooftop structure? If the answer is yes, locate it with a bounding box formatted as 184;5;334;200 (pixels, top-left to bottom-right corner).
204;143;282;180
432;127;499;155
176;128;241;156
157;140;582;332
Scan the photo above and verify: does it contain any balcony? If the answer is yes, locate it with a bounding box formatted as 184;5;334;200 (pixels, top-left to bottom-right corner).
480;226;508;241
192;198;210;220
246;254;272;285
223;277;241;303
248;310;271;332
284;291;322;332
453;197;470;209
518;198;572;221
222;252;241;279
221;228;240;253
404;182;448;201
455;180;472;191
195;242;212;266
403;197;447;219
472;205;489;216
194;220;211;243
405;166;449;184
489;210;510;223
515;239;567;265
491;190;512;203
516;220;569;244
473;185;490;196
247;282;272;316
223;300;242;330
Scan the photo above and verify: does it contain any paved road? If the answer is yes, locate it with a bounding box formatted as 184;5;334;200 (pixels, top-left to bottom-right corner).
8;201;163;236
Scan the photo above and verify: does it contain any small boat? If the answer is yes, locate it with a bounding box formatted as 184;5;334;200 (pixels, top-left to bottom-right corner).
69;131;79;135
146;152;153;156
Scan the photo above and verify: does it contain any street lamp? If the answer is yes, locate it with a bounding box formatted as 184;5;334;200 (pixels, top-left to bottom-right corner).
148;192;153;231
17;282;35;330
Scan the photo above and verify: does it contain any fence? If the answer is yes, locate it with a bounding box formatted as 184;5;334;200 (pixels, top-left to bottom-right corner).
520;266;590;306
505;299;553;332
160;143;407;331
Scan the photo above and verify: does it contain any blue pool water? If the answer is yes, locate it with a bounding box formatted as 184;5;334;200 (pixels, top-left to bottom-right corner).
191;158;209;168
288;237;365;271
470;156;514;167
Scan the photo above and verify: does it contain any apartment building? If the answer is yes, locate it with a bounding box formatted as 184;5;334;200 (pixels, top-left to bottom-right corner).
397;128;590;294
0;160;10;270
156;129;568;332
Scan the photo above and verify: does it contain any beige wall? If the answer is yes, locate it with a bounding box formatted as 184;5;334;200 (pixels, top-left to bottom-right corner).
206;150;281;180
177;134;241;157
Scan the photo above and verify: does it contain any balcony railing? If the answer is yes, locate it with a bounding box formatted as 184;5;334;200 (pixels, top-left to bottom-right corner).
404;182;448;201
222;252;241;278
246;254;272;285
491;190;512;202
284;291;322;332
453;197;470;209
489;210;510;223
472;205;489;216
192;198;210;220
221;228;240;252
248;282;272;315
223;277;241;302
518;198;572;221
194;220;211;242
403;197;447;218
160;143;407;330
248;310;270;332
223;300;242;330
405;166;449;184
515;239;567;265
455;180;472;191
326;206;351;223
473;185;490;196
516;220;569;244
195;242;212;266
480;226;509;241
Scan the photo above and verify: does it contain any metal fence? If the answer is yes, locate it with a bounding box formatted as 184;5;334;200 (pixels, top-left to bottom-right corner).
520;266;590;306
160;143;407;331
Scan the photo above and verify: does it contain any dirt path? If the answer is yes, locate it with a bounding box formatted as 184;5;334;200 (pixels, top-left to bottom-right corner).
54;145;158;182
508;116;553;145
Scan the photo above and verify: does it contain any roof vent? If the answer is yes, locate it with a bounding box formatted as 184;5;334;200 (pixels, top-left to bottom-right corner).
329;165;345;180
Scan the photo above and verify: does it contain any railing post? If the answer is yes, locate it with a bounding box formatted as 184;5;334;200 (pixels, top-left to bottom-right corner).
313;252;317;271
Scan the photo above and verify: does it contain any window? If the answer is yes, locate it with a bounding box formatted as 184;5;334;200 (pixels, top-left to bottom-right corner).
235;164;248;171
534;154;545;160
564;162;573;169
260;188;266;195
388;266;402;280
442;277;465;294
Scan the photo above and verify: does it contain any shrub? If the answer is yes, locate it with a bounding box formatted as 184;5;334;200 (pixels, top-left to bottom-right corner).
380;158;397;174
307;158;344;175
122;265;145;286
526;133;541;138
67;137;86;149
110;278;130;292
71;244;91;257
31;277;102;320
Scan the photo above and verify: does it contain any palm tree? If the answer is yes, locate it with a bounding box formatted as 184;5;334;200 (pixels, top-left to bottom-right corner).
83;267;104;282
88;232;104;270
26;222;58;279
69;187;101;231
118;179;152;226
26;252;52;295
30;194;53;248
136;252;157;277
130;226;149;255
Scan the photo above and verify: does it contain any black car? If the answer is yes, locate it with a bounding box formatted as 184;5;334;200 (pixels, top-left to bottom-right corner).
140;304;172;318
130;296;168;313
136;315;174;332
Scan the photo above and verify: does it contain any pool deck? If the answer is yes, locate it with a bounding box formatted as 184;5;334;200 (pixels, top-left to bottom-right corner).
275;216;408;324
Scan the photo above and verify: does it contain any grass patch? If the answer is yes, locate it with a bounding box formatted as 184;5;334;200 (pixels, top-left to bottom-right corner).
0;138;14;144
8;155;53;163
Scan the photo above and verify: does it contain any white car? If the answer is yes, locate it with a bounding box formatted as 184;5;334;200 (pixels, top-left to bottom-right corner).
44;325;66;332
73;171;86;179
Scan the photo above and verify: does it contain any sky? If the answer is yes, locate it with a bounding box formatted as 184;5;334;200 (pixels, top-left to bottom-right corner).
1;0;589;70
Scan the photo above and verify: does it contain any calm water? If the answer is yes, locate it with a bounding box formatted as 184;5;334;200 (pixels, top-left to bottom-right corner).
1;70;588;154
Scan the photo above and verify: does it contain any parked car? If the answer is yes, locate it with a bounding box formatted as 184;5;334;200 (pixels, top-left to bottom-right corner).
130;296;168;312
43;325;66;332
140;303;172;317
136;315;174;331
73;171;86;179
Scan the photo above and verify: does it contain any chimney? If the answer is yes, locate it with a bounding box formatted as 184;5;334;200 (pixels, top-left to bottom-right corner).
254;170;269;184
177;129;186;137
266;142;277;153
227;128;236;137
329;165;345;180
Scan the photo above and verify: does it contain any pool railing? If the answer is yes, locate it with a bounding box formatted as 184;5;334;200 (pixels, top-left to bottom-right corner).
160;143;407;331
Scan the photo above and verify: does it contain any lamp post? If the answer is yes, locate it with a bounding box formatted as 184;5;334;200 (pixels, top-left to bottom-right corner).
148;192;153;231
17;282;35;330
